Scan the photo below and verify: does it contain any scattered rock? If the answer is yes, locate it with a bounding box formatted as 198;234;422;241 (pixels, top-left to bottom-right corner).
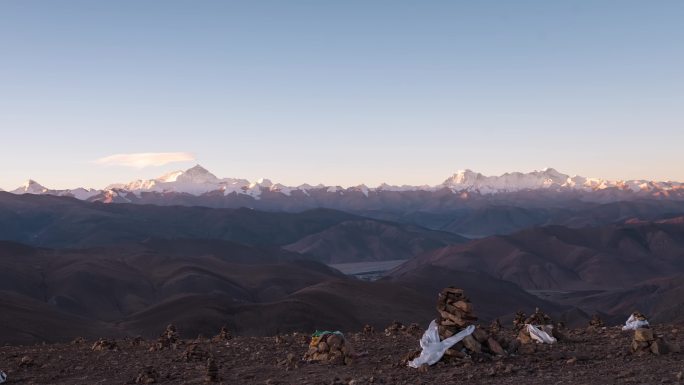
384;321;406;336
91;338;118;351
212;326;232;342
135;366;159;384
182;343;210;362
19;355;33;367
205;357;219;383
70;337;86;345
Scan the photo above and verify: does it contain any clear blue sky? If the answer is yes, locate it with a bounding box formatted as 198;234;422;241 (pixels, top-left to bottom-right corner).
1;1;682;189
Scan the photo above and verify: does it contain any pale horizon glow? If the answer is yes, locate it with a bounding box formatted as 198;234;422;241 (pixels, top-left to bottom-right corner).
1;1;682;190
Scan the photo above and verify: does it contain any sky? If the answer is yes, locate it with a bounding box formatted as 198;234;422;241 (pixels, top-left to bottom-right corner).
1;1;683;190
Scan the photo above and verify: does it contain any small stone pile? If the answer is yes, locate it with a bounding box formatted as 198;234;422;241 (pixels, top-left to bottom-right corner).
435;287;506;360
514;308;558;353
512;311;526;330
525;307;553;325
303;331;355;365
128;336;145;347
205;357;219;383
490;319;502;334
384;321;406;336
212;326;232;342
362;324;374;335
151;324;181;351
630;328;680;355
135;366;159;384
589;314;605;328
405;323;422;337
91;338;118;351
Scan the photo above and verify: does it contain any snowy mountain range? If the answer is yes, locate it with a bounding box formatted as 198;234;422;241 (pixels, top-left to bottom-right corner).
5;165;684;203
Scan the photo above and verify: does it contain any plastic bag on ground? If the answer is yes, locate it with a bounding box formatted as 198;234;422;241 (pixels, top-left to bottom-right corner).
621;314;649;331
408;320;476;368
527;324;557;344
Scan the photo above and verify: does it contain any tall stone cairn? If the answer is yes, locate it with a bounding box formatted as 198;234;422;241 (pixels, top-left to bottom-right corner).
436;287;506;360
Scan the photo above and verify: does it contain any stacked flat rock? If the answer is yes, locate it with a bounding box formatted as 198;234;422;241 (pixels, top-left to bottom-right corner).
435;287;506;360
630;327;680;355
436;287;478;339
589;314;605;328
303;332;355;365
152;324;181;351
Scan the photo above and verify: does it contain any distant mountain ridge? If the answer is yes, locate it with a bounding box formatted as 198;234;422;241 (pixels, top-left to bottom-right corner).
6;165;684;203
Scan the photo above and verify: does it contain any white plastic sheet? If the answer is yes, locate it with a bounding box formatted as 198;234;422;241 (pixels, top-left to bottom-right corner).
0;370;7;384
408;320;476;368
527;324;557;344
621;314;649;331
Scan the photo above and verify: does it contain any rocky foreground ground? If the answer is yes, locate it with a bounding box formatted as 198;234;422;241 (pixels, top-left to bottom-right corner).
1;323;683;385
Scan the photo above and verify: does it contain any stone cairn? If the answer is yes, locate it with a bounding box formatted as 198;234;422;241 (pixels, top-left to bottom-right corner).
489;319;502;334
514;308;558;354
435;287;506;360
589;314;605;328
91;338;118;351
628;312;680;355
362;324;375;335
303;331;355;365
212;325;232;342
512;311;526;331
151;324;182;351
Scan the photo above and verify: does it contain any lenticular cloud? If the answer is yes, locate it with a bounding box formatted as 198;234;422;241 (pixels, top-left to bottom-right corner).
95;152;195;168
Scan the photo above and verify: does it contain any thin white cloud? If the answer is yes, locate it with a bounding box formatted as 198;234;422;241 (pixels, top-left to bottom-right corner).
95;152;195;168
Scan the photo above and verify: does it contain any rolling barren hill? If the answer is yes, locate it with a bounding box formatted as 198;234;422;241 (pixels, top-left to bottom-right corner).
283;219;467;263
389;218;684;323
391;219;684;290
0;239;438;344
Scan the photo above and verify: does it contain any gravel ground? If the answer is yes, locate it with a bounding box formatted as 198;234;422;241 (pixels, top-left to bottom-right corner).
1;324;683;385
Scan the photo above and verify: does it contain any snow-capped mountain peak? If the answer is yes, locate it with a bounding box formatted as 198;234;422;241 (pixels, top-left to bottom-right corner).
6;166;684;202
12;179;49;194
175;164;218;184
